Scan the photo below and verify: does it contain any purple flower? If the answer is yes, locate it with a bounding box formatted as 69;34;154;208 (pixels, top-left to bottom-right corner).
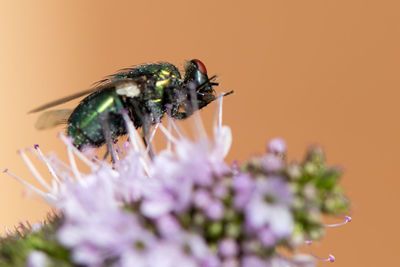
183;234;217;264
148;150;195;213
205;199;225;220
193;189;213;209
232;173;255;210
218;238;239;258
56;173;155;266
291;254;316;267
258;227;277;247
26;251;49;267
260;154;283;173
156;214;182;239
267;138;287;155
245;178;294;240
114;151;153;202
242;255;268;267
221;258;240;267
140;190;175;218
213;181;229;199
58;210;150;266
119;250;147;267
201;255;221;267
174;139;228;186
141;135;230;218
145;242;198;267
8;96;354;267
57;170;118;219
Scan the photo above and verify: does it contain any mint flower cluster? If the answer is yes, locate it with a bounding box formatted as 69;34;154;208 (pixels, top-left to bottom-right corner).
1;99;350;266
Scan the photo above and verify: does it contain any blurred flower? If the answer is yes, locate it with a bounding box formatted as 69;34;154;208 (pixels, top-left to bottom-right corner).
26;251;49;267
3;96;351;266
245;178;293;245
57;172;154;266
260;154;284;173
267;138;287;155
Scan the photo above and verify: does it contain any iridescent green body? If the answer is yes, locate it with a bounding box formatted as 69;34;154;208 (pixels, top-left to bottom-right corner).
67;88;126;148
66;60;216;149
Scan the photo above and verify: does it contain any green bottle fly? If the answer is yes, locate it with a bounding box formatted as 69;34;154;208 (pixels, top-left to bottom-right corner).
30;59;232;150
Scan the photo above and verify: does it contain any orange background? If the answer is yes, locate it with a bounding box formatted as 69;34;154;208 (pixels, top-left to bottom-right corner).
0;0;398;266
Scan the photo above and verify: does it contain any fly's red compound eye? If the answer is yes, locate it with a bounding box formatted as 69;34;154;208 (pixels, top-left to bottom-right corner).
192;59;207;75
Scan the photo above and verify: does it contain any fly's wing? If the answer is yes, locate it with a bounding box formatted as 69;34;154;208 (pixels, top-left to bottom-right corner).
35;109;72;130
90;66;138;88
33;78;147;130
28;88;100;113
28;76;146;114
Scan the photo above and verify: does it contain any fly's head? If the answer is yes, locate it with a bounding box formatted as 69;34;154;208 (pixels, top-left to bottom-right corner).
183;59;218;110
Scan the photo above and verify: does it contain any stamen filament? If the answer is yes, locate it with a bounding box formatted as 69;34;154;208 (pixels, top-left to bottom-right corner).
30;145;61;183
215;93;224;129
305;241;335;263
167;118;172;152
3;169;46;198
47;155;74;182
192;111;207;141
188;84;207;140
169;117;184;139
145;123;159;155
121;111;151;174
18;149;51;192
59;135;83;182
121;111;145;153
59;134;98;169
159;124;178;144
323;216;352;227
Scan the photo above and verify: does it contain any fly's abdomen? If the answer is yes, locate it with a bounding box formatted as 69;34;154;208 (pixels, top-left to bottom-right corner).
67;90;125;149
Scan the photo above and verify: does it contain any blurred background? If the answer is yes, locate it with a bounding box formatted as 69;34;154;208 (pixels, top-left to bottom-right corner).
0;0;398;266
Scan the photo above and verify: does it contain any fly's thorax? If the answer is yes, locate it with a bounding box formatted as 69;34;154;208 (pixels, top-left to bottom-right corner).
153;66;182;100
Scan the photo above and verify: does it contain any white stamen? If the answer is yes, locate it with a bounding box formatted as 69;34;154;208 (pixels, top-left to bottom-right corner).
47;155;73;182
214;93;224;129
59;136;83;182
68;147;82;182
167;118;172;152
29;146;60;183
218;95;223;128
192;111;207;141
159;124;178;144
121;111;151;174
170;117;184;139
188;86;207;140
4;169;47;198
51;179;59;195
121;111;141;152
323;216;352;227
304;241;335;262
18;150;51;192
145;123;159;155
112;146;120;162
59;134;98;169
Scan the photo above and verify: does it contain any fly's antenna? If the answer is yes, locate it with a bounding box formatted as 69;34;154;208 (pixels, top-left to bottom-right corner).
195;75;219;93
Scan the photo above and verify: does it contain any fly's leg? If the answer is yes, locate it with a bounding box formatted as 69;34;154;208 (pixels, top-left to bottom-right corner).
99;113;117;164
142;117;155;160
173;112;189;120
